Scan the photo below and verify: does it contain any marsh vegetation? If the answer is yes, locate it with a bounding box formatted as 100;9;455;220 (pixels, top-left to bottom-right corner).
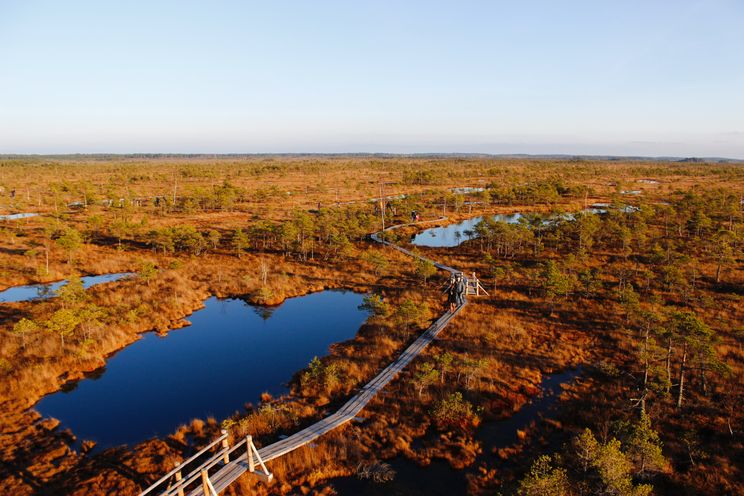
0;155;741;495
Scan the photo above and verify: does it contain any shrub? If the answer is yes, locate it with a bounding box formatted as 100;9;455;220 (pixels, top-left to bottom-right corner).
517;455;570;496
300;356;343;395
414;258;437;285
431;391;478;430
356;461;396;483
359;294;389;318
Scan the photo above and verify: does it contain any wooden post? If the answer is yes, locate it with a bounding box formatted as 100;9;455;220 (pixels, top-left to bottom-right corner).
174;462;184;496
221;429;229;464
201;469;210;496
256;454;271;481
173;171;178;206
244;435;273;483
379;182;385;235
246;435;255;472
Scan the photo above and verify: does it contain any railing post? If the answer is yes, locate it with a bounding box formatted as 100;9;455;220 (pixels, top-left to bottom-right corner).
174;461;184;496
201;469;210;495
221;429;229;464
246;435;255;472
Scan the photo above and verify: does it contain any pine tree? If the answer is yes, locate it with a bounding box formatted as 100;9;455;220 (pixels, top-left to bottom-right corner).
56;275;88;307
626;412;666;477
412;362;438;398
231;228;249;259
12;318;39;349
517;455;570;496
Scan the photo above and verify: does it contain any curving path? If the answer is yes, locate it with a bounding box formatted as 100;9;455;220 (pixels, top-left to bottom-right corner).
143;218;466;496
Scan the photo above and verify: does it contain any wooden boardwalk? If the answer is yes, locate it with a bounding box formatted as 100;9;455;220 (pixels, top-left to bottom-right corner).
141;218;468;496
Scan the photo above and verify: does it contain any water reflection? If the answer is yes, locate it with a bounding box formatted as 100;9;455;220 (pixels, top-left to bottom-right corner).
0;273;133;303
35;290;369;447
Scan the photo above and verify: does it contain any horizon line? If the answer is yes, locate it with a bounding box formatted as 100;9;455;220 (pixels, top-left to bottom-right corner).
1;152;743;163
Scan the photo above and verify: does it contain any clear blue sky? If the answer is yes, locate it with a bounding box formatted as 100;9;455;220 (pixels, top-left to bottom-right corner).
1;0;743;157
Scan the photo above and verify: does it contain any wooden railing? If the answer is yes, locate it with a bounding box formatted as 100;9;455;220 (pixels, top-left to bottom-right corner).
139;431;229;496
139;431;271;496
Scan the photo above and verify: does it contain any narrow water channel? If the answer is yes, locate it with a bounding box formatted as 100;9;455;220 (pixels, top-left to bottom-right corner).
0;212;39;220
35;290;369;448
0;273;133;303
476;367;581;451
329;368;581;495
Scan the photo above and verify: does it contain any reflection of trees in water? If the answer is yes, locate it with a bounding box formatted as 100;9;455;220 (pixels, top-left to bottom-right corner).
60;381;80;393
61;366;107;393
87;367;107;381
36;284;54;299
249;303;277;321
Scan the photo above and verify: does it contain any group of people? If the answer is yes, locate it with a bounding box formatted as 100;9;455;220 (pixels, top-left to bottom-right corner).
444;272;467;313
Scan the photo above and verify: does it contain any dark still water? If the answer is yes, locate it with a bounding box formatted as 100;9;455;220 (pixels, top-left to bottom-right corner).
332;458;466;496
0;272;132;303
35;290;368;448
328;368;581;495
477;367;581;451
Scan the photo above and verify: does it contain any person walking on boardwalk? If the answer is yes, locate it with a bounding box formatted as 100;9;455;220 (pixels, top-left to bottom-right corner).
455;273;467;307
443;273;458;313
